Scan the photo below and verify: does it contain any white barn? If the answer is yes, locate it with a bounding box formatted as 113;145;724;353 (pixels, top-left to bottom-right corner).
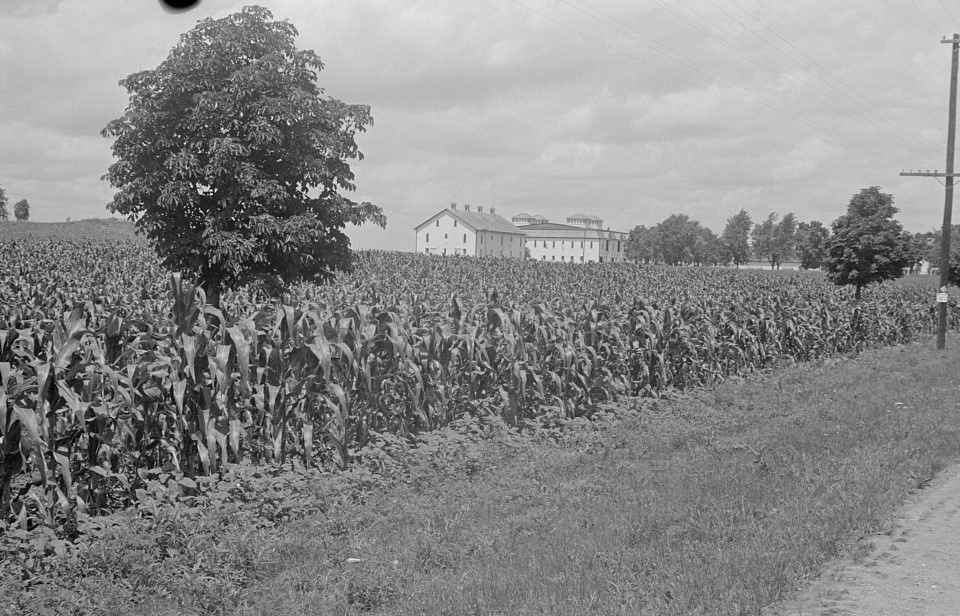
514;213;628;263
415;203;526;258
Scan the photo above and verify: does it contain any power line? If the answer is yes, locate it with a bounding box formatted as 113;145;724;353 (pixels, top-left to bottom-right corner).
634;0;942;157
551;0;936;159
502;0;698;90
935;0;960;30
560;0;897;153
908;0;946;36
704;0;940;154
505;0;939;167
650;0;795;79
722;0;941;150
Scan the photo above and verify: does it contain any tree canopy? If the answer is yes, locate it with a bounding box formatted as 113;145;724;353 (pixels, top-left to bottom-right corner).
923;226;960;283
720;209;752;267
13;199;29;221
750;212;796;269
691;225;724;266
795;220;830;270
824;187;914;299
627;216;722;266
101;5;385;306
625;225;660;264
653;214;704;265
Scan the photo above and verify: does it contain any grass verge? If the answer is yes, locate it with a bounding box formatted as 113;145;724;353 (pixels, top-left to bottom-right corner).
7;338;960;615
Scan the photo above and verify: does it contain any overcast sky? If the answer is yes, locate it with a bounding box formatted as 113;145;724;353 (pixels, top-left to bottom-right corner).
1;0;959;251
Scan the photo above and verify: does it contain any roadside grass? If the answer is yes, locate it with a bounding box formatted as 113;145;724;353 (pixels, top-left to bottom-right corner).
7;338;960;615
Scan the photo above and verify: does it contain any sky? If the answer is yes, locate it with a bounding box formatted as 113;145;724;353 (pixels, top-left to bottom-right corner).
1;0;959;252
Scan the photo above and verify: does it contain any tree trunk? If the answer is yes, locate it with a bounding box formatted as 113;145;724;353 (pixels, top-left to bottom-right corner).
203;277;221;308
855;284;862;300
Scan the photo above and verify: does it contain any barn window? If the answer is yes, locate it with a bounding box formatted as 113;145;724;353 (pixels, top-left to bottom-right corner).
454;220;457;227
552;241;555;248
463;233;467;243
426;233;430;242
436;220;439;227
444;233;448;239
590;241;594;248
617;241;621;251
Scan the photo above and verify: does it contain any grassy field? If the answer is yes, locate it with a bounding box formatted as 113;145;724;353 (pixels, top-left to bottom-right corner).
3;225;960;614
8;336;960;615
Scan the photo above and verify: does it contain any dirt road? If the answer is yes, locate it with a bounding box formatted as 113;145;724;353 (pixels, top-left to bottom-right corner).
768;463;960;615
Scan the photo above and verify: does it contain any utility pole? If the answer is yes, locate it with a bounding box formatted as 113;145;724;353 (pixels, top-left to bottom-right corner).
900;33;959;350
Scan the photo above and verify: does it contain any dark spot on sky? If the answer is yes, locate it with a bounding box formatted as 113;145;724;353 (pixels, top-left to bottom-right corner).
159;0;200;13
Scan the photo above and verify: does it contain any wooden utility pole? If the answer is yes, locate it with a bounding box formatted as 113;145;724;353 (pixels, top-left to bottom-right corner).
900;33;959;350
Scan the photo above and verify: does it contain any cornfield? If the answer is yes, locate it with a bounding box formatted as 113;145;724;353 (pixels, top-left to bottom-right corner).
0;238;955;532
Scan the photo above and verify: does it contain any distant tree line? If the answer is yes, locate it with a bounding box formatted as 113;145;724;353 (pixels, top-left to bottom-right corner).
626;208;831;270
0;184;30;221
626;187;924;299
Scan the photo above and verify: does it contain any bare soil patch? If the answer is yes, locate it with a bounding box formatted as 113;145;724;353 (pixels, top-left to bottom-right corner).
768;463;960;615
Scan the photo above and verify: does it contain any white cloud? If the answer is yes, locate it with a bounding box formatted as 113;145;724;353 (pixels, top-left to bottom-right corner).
771;137;843;182
0;0;953;248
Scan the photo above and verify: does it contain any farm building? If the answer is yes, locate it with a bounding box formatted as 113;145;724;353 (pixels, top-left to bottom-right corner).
513;213;629;263
415;203;526;258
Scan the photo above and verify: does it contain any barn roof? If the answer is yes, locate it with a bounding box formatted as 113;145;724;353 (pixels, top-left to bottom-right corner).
415;207;522;234
517;222;627;238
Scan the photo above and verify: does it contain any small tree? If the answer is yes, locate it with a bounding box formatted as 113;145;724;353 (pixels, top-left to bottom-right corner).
720;209;752;267
0;186;7;221
795;220;830;269
13;199;29;221
101;6;385;307
824;187;913;299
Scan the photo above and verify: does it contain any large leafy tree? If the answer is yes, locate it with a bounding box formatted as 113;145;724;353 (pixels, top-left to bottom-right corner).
0;185;7;220
102;6;385;307
824;187;913;299
13;199;29;221
655;214;706;266
795;220;830;270
691;226;723;266
720;209;752;267
625;224;661;264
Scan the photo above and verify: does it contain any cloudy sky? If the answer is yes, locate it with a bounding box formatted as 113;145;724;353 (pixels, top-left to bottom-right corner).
1;0;959;251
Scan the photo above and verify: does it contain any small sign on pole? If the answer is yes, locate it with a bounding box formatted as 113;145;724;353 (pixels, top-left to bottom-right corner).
937;292;949;303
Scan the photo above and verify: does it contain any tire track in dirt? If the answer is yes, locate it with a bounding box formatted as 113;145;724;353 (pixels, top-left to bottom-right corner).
767;464;960;615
